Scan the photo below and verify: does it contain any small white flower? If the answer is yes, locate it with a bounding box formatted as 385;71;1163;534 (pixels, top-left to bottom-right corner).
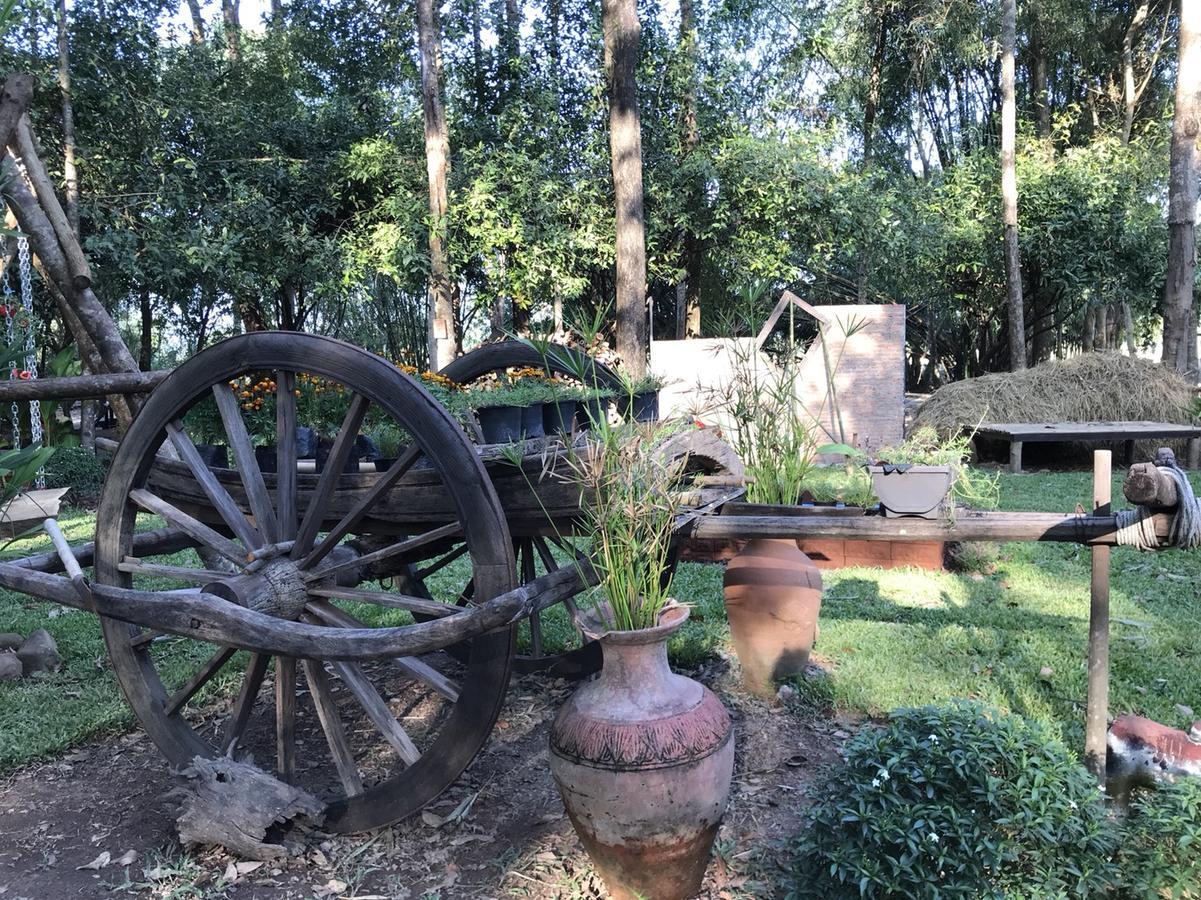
871;777;881;788
927;832;940;844
928;735;940;745
877;768;891;782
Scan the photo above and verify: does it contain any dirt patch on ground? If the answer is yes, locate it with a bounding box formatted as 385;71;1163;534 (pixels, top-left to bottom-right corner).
0;662;846;899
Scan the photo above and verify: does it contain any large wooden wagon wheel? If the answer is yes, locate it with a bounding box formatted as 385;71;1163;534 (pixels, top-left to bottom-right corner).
94;333;517;832
437;341;626;677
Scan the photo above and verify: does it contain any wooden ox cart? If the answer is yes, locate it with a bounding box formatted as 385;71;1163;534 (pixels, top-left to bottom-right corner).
0;335;1186;832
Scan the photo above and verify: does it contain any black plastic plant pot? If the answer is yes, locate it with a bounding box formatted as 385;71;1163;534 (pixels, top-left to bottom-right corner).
477;405;523;444
630;390;659;423
543;399;577;435
374;457;397;472
868;465;953;519
195;444;228;469
254;445;278;474
577;397;611;430
315;445;362;474
520;404;545;439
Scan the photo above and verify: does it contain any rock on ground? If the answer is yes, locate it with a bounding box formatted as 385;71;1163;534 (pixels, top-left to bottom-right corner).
16;628;61;676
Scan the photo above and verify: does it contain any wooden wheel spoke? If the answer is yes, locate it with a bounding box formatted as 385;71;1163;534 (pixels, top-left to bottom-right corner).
165;421;263;550
222;652;271;756
275;656;297;783
300;444;422;570
164;646;237;716
307;600;461;702
305;585;457;619
307;522;462;584
519;540;544;657
275;371;298;540
213;385;281;544
301;659;363;797
291;393;370;560
119;558;231;584
532;537;584;635
329;660;422;766
129;489;248;568
414;543;468;580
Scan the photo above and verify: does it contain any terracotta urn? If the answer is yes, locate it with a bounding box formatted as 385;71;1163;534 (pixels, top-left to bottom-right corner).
723;538;823;698
549;603;734;900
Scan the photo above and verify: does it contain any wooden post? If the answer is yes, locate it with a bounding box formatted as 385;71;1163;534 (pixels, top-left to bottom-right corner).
1188;436;1200;471
1085;449;1111;782
1009;439;1023;474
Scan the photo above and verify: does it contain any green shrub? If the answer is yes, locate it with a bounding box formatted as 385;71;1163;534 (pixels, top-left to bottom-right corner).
789;702;1117;899
43;446;108;504
1117;779;1201;898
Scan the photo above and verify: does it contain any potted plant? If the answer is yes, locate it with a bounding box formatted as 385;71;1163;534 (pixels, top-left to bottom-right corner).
824;427;999;520
466;383;539;443
372;423;409;472
549;421;734;900
539;377;582;436
574;387;614;431
708;328;826;697
617;373;664;423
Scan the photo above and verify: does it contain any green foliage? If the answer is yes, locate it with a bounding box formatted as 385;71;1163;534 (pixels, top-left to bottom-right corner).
1117;780;1201;898
42;446;107;504
790;703;1118;899
801;464;876;508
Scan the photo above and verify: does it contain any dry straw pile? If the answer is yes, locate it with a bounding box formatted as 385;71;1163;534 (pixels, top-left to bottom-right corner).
913;353;1197;437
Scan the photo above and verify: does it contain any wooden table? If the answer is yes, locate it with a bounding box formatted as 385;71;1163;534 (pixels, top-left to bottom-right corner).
974;421;1201;473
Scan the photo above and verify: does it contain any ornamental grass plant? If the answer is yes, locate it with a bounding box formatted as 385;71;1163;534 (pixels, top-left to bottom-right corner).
562;416;685;632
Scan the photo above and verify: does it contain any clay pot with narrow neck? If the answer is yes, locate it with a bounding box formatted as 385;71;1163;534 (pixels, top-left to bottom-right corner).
723;539;823;698
549;604;734;900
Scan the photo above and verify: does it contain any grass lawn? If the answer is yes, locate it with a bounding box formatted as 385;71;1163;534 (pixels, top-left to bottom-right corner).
1;468;1199;773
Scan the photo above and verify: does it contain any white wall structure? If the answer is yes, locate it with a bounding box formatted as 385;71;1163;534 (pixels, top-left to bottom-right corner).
650;304;905;454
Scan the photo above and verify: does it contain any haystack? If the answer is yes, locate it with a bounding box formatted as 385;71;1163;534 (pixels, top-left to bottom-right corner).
913;353;1197;438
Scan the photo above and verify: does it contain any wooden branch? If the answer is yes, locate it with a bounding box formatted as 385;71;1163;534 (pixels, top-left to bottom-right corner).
10;115;91;288
688;509;1173;545
8;526;194;574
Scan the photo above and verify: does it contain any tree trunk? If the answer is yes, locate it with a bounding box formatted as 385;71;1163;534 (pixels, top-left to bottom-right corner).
185;0;205;42
56;0;79;236
677;0;702;338
1122;301;1137;354
501;0;519;104
1082;305;1096;353
139;285;152;370
1030;3;1051;138
1162;0;1200;373
222;0;240;63
417;0;458;370
1122;3;1152;145
603;0;648;377
471;0;487;116
1001;0;1026;370
857;2;888;304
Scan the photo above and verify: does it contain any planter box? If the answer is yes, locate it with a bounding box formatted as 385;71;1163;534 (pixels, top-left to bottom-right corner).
679;536;945;571
869;464;953;519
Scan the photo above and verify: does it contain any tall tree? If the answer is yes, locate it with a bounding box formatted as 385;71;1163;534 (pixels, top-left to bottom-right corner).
222;0;240;62
184;0;204;42
1001;0;1026;370
603;0;648;376
417;0;459;369
675;0;702;338
1121;2;1152;145
1162;0;1200;373
56;0;78;236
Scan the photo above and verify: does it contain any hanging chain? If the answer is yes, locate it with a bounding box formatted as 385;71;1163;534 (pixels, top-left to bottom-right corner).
16;237;43;488
2;264;18;451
